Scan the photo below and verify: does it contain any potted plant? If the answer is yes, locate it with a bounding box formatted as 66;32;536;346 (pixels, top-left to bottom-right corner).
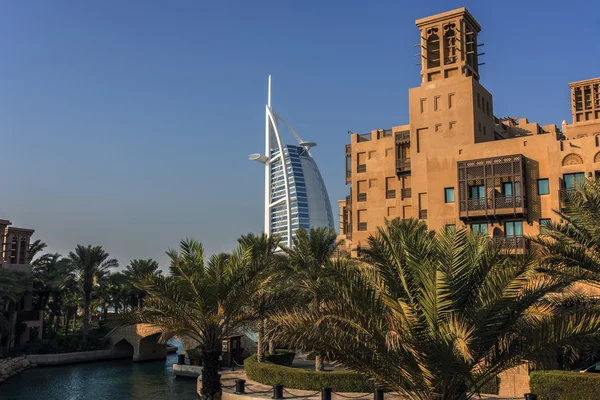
186;348;202;366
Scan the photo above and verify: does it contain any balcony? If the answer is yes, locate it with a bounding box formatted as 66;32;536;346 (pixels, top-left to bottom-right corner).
492;236;529;253
458;155;527;219
346;195;351;206
358;222;368;231
357;164;367;173
395;131;410;144
401;188;412;199
396;158;411;174
559;189;581;209
419;209;428;219
357;193;367;202
386;190;396;199
17;310;41;323
357;133;372;142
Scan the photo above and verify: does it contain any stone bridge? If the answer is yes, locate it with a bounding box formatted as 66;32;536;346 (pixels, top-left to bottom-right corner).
106;324;200;362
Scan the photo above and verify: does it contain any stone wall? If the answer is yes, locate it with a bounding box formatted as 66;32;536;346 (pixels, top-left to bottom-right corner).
0;356;35;384
498;364;530;397
26;349;114;366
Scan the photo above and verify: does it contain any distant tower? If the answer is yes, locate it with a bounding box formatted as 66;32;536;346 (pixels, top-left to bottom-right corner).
416;8;482;83
248;76;334;248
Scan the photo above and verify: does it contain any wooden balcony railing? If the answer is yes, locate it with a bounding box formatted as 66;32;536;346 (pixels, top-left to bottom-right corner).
357;193;367;202
492;236;529;252
401;188;412;199
386;190;396;199
396;158;411;174
419;209;428;219
358;222;368;231
357;164;367;173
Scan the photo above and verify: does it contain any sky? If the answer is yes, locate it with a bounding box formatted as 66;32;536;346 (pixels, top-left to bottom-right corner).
2;0;599;270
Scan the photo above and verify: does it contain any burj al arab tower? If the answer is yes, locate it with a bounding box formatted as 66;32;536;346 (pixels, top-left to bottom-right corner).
249;76;335;249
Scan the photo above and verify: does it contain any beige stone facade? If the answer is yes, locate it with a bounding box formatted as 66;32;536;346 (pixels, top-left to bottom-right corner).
0;218;40;351
340;8;600;257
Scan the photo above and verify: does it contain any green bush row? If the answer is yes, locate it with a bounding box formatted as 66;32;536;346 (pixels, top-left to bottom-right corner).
25;333;109;355
244;355;374;392
264;349;295;366
530;370;600;400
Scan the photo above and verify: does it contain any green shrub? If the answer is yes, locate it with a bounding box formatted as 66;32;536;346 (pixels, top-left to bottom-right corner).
25;333;109;355
244;355;373;392
186;348;201;359
265;349;295;366
530;370;600;400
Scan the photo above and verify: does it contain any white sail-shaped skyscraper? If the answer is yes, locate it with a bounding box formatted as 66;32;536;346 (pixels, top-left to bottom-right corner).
249;76;334;248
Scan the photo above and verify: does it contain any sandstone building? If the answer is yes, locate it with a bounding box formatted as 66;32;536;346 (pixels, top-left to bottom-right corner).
339;8;600;257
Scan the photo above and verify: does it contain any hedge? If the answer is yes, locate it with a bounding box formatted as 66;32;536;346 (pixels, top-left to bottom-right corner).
244;355;374;392
530;370;600;400
264;349;296;367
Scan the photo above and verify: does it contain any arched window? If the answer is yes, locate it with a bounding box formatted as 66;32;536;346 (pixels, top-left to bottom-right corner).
594;151;600;163
427;28;440;69
443;23;457;65
562;153;584;166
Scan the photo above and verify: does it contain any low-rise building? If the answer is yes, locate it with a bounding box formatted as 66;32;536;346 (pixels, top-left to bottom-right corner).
340;7;600;257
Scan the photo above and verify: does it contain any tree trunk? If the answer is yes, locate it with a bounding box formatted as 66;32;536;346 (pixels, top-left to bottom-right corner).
268;339;274;354
51;294;59;333
315;355;324;371
72;313;76;333
103;304;109;321
257;320;265;362
82;291;91;340
201;349;222;400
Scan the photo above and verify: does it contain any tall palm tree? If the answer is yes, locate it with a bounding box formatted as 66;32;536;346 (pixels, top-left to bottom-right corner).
533;178;600;284
32;253;71;334
113;238;266;400
123;259;162;309
67;245;118;340
269;219;600;400
281;227;339;371
238;232;286;361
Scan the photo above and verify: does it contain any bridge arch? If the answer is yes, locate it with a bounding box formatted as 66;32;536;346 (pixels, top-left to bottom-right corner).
113;339;134;359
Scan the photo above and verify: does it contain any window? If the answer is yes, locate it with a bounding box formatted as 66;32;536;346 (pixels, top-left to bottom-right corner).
471;223;488;235
387;207;396;217
539;218;552;234
563;172;585;189
537;179;549;195
368;150;376;159
505;221;523;237
434;96;441;111
448;93;454;109
477;93;481;109
444;187;455;203
420;98;426;113
435;123;442;132
502;182;513;196
449;121;456;130
470;185;485;199
369;178;378;188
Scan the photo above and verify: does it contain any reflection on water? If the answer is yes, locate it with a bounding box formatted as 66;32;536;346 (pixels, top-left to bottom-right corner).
1;339;197;400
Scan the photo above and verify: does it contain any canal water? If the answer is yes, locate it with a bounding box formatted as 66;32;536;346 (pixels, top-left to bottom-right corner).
1;340;198;400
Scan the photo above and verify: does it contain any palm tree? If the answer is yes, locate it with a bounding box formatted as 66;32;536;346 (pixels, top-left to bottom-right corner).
28;239;48;264
32;253;71;334
238;232;286;361
281;227;339;371
97;272;128;320
123;259;162;309
0;269;28;353
269;219;600;400
533;178;600;284
66;245;118;340
113;238;266;400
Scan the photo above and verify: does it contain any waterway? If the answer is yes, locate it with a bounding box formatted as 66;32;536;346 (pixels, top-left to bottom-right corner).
1;341;198;400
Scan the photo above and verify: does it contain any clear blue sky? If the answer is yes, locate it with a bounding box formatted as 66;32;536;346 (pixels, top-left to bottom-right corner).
2;0;598;269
